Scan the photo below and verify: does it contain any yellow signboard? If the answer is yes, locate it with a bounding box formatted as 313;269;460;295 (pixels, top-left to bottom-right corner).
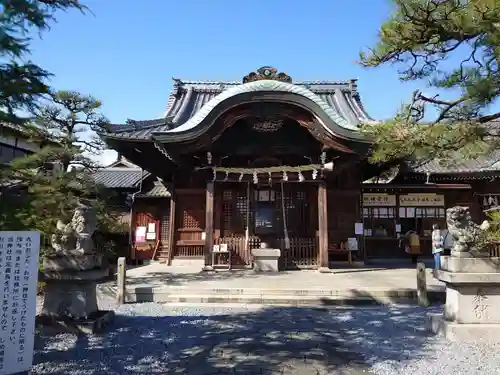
399;194;445;207
362;194;396;206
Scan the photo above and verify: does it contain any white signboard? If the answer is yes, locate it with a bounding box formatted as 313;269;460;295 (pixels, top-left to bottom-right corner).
347;238;359;251
354;223;364;235
0;232;40;375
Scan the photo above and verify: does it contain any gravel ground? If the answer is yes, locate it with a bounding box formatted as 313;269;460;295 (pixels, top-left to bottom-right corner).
33;296;500;375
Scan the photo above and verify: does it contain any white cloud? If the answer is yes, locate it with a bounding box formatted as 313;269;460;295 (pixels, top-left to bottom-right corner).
87;149;118;167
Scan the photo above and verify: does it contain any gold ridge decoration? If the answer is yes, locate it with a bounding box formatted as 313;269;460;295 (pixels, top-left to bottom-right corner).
242;66;292;84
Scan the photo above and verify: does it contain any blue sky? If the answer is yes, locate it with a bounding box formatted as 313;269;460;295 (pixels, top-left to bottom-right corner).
27;0;440;164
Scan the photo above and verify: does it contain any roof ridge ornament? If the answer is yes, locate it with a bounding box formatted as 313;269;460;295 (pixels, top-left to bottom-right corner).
242;66;292;84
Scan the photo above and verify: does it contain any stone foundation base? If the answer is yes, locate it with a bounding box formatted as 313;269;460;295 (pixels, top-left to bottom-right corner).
251;248;281;272
428;313;500;342
36;310;115;334
42;281;99;319
318;267;334;273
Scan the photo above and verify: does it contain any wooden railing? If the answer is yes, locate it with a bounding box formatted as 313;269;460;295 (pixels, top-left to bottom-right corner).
171;235;319;268
173;244;204;258
212;236;318;269
278;237;318;269
215;236;260;266
488;242;500;257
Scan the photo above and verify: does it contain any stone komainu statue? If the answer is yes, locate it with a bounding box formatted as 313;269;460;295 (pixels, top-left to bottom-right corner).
446;206;490;255
50;202;97;255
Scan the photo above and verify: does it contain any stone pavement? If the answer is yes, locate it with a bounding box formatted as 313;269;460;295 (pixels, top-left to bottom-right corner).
98;262;445;305
122;262;443;290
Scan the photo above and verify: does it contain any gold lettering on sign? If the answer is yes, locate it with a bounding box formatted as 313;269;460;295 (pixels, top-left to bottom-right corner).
362;194;396;207
399;194;445;207
473;288;488;320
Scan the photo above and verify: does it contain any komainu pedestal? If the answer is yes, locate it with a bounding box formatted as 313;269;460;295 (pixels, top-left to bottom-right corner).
37;202;114;334
429;206;500;341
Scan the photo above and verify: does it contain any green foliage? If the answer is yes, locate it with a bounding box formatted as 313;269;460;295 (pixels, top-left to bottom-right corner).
359;0;500;164
485;210;500;245
0;90;119;257
0;0;86;124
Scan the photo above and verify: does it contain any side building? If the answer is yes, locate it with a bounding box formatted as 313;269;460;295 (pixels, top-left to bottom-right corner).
0;123;42;165
98;67;500;268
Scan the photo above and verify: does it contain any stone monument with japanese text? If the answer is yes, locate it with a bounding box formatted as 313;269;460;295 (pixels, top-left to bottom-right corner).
37;201;114;334
0;231;40;375
429;206;500;341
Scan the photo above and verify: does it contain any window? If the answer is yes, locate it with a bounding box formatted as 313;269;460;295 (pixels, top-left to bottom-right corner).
13;148;28;158
399;207;445;218
363;207;396;237
0;144;30;164
400;207;446;237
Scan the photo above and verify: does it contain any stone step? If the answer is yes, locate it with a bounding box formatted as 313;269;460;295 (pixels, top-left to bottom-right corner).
170;257;205;267
116;286;445;306
125;286;445;297
123;292;445;306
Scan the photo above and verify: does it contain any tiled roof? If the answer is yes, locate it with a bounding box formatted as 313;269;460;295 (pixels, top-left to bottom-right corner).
137;180;171;198
92;167;149;188
103;75;375;140
406;152;500;174
0;122;28;135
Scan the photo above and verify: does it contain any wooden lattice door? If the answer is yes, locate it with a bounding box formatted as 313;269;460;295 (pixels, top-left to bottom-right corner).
218;183;252;265
174;189;206;257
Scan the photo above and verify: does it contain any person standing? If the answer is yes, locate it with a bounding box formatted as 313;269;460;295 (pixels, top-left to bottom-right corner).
406;230;421;264
442;227;453;256
431;224;444;270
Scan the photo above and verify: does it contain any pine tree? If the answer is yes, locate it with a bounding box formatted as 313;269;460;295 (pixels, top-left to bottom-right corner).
359;0;500;164
0;90;122;254
0;0;86;124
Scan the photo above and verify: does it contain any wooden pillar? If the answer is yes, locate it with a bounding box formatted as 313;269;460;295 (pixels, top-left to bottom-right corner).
214;187;222;239
167;191;176;266
203;181;215;271
318;181;329;271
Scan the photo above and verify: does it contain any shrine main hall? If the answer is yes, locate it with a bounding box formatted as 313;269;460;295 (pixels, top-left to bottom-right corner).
98;66;500;270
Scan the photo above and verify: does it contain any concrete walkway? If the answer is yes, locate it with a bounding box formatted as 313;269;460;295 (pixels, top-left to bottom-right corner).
101;262;446;305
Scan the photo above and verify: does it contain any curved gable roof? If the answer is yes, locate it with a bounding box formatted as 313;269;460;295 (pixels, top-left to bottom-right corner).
163;80;357;135
102;70;376;141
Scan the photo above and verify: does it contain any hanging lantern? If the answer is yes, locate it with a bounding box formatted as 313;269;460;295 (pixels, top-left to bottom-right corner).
282;171;288;181
253;170;258;184
312;169;318;180
323;161;335;171
298;171;304;182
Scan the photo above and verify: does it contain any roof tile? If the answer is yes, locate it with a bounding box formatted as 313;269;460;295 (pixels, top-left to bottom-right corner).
137;181;171;198
103;77;374;140
92;168;149;188
406;152;500;174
